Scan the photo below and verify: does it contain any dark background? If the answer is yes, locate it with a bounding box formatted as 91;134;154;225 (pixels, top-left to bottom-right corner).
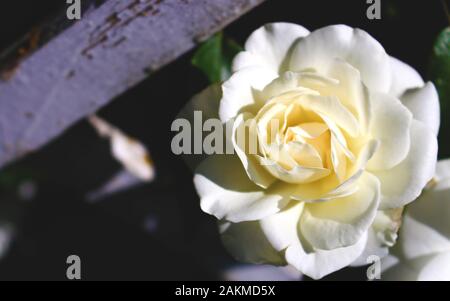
0;0;447;280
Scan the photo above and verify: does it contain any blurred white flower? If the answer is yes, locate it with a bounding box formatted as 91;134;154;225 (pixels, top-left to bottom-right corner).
382;159;450;281
222;264;302;281
0;223;13;260
89;115;155;182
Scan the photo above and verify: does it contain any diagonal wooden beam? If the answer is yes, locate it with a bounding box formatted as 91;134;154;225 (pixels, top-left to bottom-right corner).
0;0;265;169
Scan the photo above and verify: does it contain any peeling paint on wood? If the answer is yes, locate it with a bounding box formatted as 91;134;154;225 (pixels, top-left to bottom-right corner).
0;0;265;169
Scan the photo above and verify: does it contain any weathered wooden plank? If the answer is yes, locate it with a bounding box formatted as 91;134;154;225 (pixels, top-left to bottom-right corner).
0;0;265;169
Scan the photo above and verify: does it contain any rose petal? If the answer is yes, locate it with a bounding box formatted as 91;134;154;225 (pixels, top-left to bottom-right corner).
400;82;440;136
232;23;310;74
405;160;450;240
400;215;450;260
259;200;367;279
219;67;278;122
367;92;412;170
435;159;450;188
299;95;360;137
219;220;285;265
194;154;290;222
351;228;389;267
285;232;368;280
232;113;277;188
300;172;380;250
417;251;450;281
289;25;391;92
259;201;305;252
389;57;424;98
374;120;438;209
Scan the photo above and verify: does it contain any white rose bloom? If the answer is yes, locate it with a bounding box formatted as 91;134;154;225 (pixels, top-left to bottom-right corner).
180;23;439;279
382;160;450;281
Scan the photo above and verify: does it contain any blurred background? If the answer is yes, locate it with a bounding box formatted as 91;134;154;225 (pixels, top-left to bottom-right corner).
0;0;448;280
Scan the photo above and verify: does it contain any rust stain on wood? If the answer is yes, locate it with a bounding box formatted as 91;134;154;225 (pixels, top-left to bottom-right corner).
82;0;164;59
0;27;42;81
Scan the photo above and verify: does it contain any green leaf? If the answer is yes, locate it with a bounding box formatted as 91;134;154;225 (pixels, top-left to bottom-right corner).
192;33;243;83
430;27;450;114
429;27;450;158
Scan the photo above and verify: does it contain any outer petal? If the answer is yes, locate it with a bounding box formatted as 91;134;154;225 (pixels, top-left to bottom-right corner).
382;160;450;281
289;25;391;92
177;84;222;170
194;154;289;223
219;67;278;122
374;120;438;209
178;84;222;121
219;220;285;265
383;251;450;281
389;57;424;98
417;251;450;281
352;207;403;266
259;201;367;279
259;201;305;252
351;228;389;267
286;233;368;280
405;160;450;240
300;172;380;250
382;256;421;281
400;82;440;136
435;159;450;189
367;92;412;170
400;215;450;260
232;23;310;74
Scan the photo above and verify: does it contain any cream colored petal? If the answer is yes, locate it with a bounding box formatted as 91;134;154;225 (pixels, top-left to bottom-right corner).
300;172;380;250
285;232;368;280
435;159;450;189
219;67;278;123
258;198;369;279
405;160;450;240
289;25;391;92
260;201;305;252
194;154;289;223
351;228;389;267
285;141;324;168
367;92;412;170
417;251;450;281
382;257;421;281
261;71;322;100
232;113;276;188
325;60;371;133
400;215;450;260
330;135;348;182
232;23;310;74
270;139;378;203
374;120;437;209
299;95;360;137
257;155;331;184
400;82;440;136
389;57;424;98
